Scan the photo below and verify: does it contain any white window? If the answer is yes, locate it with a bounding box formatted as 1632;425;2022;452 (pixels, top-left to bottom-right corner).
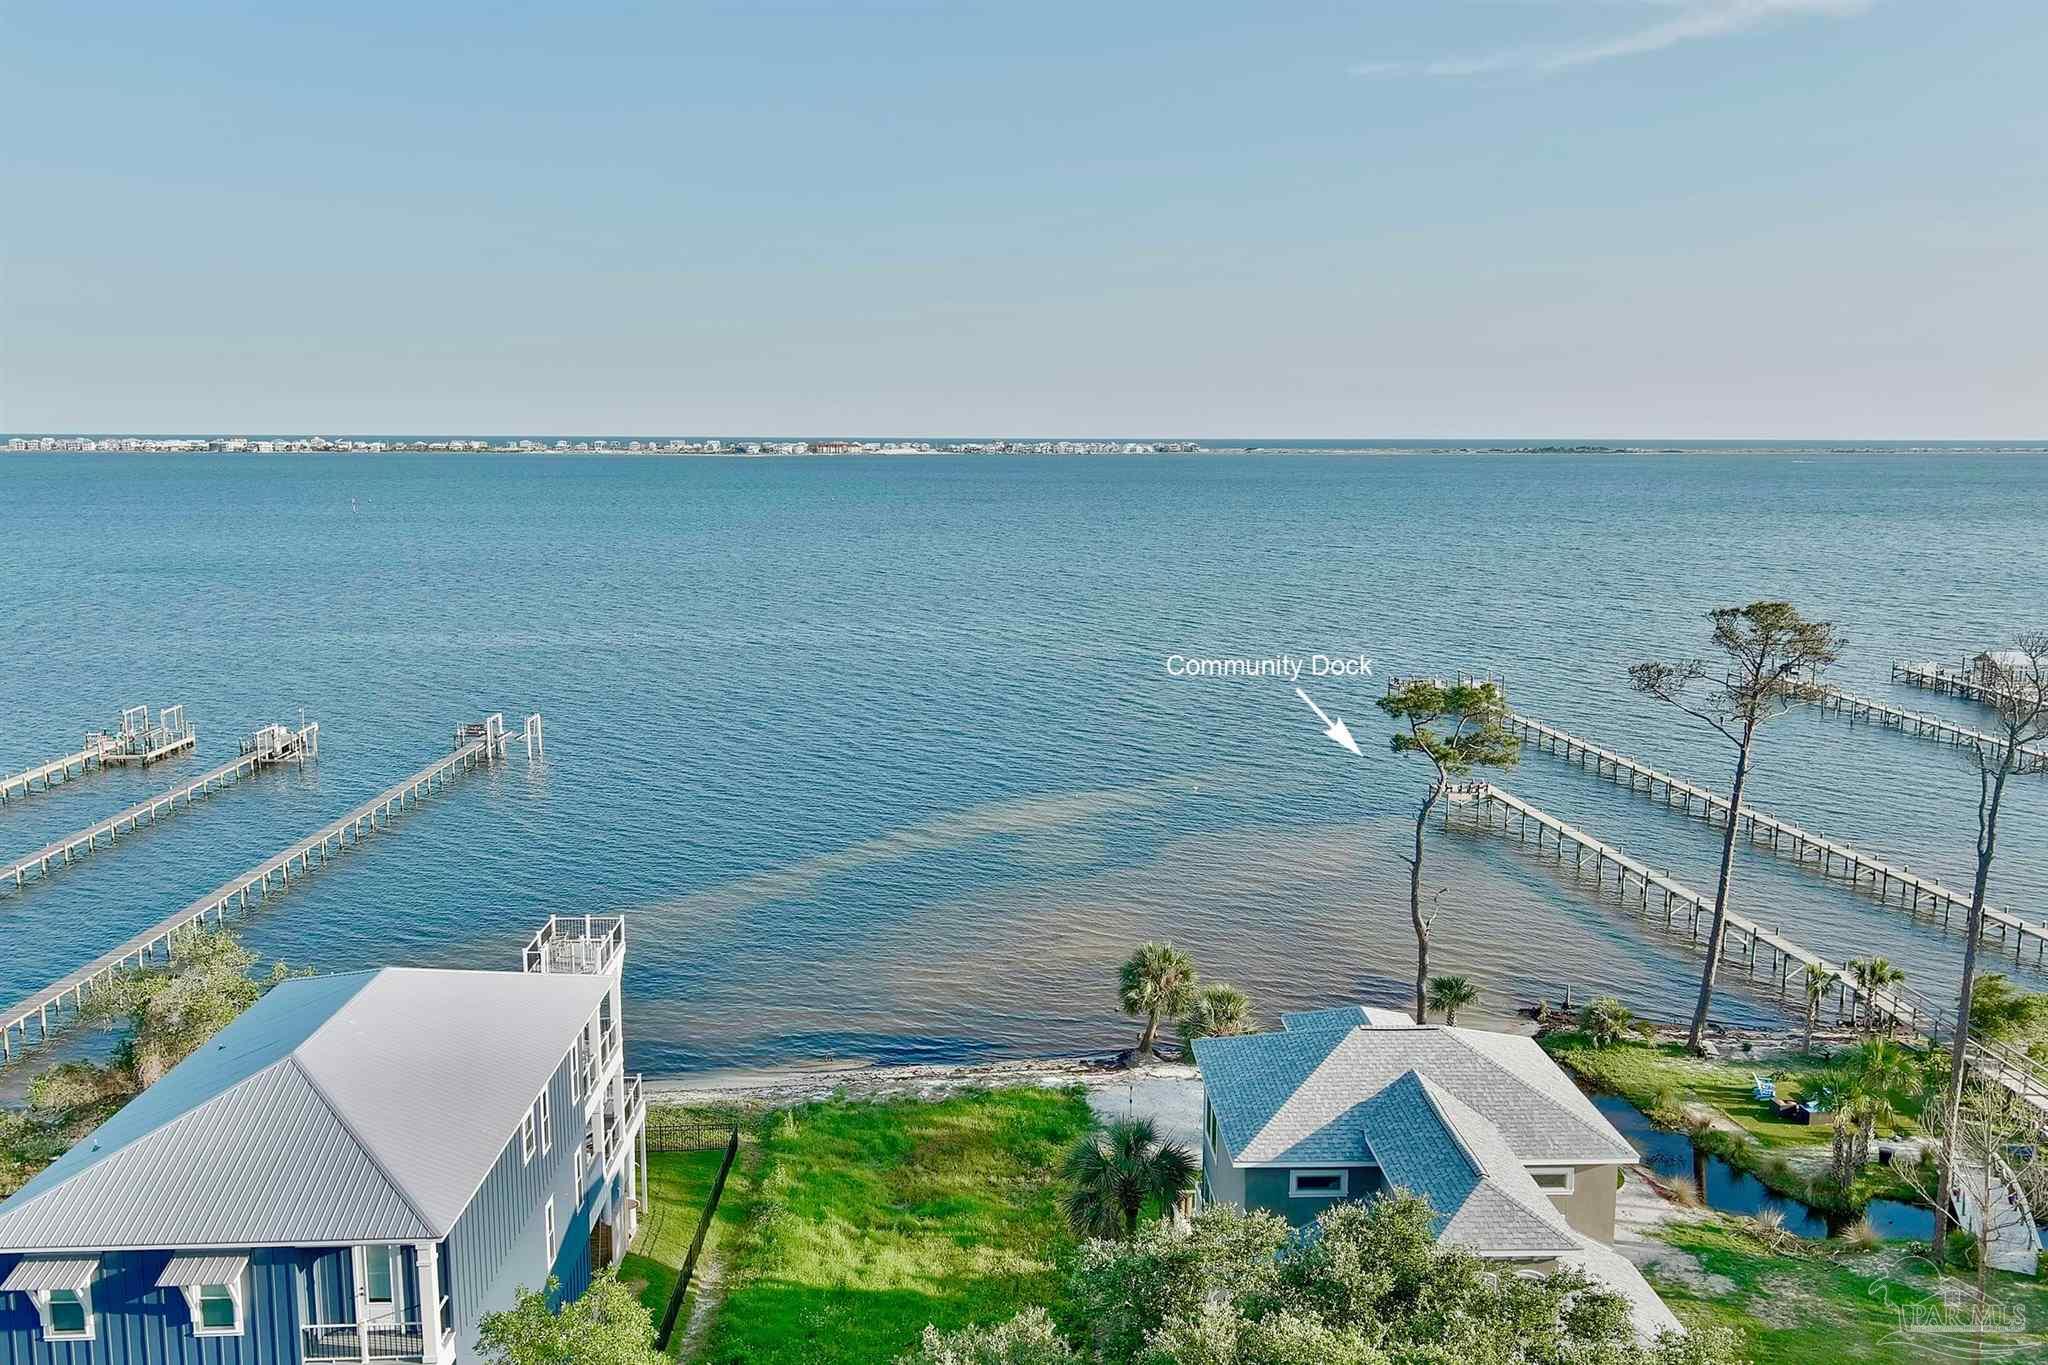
570;1045;585;1103
521;1105;537;1163
182;1274;247;1336
39;1286;94;1340
1530;1168;1576;1193
1288;1169;1348;1198
573;1138;585;1186
543;1197;557;1255
539;1088;553;1157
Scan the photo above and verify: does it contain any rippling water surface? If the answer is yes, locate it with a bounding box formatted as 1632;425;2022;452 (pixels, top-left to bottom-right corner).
2;449;2044;1079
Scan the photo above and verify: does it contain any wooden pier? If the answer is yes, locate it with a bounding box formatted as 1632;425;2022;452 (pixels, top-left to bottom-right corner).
1893;660;2028;708
1;736;119;803
2;723;318;890
1442;779;1944;1036
1813;686;2048;774
1445;777;2048;1127
1504;711;2048;964
0;713;537;1063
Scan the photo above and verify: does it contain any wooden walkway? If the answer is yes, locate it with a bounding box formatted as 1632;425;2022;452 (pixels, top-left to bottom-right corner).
1446;777;2048;1129
1444;779;1946;1036
0;736;119;803
1894;661;2028;708
2;723;318;889
1504;712;2048;964
1813;686;2047;774
0;714;534;1063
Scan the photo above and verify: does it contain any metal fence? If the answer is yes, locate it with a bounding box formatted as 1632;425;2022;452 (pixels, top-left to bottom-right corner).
652;1126;741;1352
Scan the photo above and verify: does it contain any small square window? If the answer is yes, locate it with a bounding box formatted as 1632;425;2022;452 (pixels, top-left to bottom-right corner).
197;1284;238;1330
46;1288;90;1338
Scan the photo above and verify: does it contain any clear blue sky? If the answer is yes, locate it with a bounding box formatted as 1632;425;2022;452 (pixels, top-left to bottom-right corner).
4;1;2043;438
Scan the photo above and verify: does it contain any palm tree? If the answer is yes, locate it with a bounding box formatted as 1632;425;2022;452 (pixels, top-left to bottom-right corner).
1849;958;1905;1036
1179;984;1254;1042
1802;962;1832;1055
1426;975;1479;1026
1815;1038;1921;1192
1118;942;1197;1062
1061;1117;1197;1239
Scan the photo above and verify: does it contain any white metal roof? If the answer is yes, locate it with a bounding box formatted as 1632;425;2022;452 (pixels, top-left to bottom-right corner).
158;1253;249;1287
0;967;612;1252
1;1255;97;1292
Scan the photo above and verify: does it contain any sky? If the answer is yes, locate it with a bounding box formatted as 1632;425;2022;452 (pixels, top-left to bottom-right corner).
3;1;2044;439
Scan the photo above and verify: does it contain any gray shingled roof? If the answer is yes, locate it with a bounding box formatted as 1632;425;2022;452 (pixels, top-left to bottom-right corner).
1191;1019;1637;1168
0;967;611;1252
1360;1072;1580;1258
1279;1005;1415;1031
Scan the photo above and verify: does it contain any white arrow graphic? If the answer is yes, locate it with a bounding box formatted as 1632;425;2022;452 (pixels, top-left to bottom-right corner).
1295;687;1362;756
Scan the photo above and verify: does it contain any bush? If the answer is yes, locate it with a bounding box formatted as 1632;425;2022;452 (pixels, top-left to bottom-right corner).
1839;1217;1881;1252
899;1309;1075;1365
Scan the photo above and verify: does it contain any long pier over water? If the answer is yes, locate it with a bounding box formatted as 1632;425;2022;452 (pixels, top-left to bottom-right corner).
1;738;118;804
2;723;318;890
1812;686;2047;775
1440;779;1940;1033
1504;711;2048;964
0;713;540;1063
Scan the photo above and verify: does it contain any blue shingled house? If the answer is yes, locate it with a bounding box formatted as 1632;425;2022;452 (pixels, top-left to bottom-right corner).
0;916;647;1365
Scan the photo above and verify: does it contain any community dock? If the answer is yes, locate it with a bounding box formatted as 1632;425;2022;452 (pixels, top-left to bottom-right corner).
1504;711;2048;963
1893;660;2027;708
0;713;538;1063
2;722;318;890
1443;778;1941;1031
1813;686;2047;774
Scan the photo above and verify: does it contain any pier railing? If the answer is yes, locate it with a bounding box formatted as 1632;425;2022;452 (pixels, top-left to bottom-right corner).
0;714;537;1065
1;734;119;803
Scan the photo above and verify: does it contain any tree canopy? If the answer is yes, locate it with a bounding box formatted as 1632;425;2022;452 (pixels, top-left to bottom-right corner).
476;1272;666;1365
1375;680;1519;781
907;1195;1737;1364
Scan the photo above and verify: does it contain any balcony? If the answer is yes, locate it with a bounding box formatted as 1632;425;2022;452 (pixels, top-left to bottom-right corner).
522;916;625;976
603;1074;645;1175
303;1321;426;1362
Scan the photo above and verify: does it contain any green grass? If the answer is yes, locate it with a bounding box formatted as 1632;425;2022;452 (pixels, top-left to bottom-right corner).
1543;1034;1929;1208
1647;1217;2048;1364
692;1086;1094;1365
620;1148;736;1325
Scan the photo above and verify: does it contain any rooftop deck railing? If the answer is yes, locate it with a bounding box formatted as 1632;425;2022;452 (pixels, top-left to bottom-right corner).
522;914;625;975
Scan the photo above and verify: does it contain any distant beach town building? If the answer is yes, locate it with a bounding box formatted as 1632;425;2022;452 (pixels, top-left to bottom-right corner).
5;435;1202;456
0;916;646;1365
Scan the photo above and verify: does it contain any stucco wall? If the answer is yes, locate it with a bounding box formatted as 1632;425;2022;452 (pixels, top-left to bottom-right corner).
1544;1164;1619;1243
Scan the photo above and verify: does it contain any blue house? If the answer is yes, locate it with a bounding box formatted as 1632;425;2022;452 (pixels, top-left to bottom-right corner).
0;916;647;1365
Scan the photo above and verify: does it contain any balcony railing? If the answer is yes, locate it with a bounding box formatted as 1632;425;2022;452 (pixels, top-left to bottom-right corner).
522;915;625;975
604;1074;645;1173
302;1320;426;1362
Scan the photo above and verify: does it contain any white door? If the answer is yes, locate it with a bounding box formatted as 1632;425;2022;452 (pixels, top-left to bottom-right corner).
360;1244;400;1328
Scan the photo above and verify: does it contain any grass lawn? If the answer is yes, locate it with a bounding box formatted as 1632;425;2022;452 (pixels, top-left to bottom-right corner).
1543;1033;1929;1207
620;1147;738;1327
692;1086;1094;1365
1649;1217;2048;1363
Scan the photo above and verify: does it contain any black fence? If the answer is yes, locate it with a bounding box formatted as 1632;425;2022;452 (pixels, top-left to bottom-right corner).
645;1116;743;1154
653;1125;741;1353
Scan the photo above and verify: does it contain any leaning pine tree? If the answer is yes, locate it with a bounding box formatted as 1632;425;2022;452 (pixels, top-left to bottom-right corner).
1630;602;1843;1055
1375;679;1519;1024
1931;635;2048;1257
